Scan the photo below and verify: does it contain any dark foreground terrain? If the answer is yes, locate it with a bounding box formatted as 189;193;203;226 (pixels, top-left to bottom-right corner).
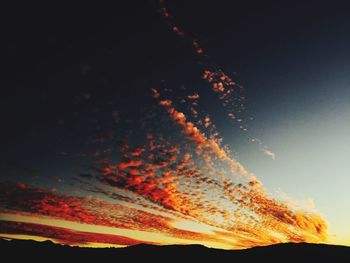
1;239;349;261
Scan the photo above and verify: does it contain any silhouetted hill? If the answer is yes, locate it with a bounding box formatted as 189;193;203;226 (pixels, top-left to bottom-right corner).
1;239;349;261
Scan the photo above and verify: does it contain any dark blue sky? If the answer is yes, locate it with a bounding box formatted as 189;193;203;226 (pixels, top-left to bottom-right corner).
0;0;349;175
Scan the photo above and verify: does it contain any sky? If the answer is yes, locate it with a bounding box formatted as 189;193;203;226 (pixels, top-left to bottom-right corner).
0;0;349;249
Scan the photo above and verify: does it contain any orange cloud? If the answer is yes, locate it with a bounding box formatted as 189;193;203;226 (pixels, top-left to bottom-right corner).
187;94;199;100
158;98;254;180
192;39;204;54
172;26;184;37
117;159;142;171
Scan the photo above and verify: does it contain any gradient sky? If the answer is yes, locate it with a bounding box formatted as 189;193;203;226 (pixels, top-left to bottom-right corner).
0;0;349;248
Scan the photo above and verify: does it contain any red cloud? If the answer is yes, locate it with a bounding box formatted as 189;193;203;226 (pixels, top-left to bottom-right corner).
0;220;148;246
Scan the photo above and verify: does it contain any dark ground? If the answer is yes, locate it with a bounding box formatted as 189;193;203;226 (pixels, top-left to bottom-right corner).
1;239;349;261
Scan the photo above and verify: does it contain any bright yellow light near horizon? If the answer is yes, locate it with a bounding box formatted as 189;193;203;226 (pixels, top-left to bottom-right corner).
0;213;234;249
327;231;350;247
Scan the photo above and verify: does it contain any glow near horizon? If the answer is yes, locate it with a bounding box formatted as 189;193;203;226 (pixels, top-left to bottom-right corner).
0;213;233;249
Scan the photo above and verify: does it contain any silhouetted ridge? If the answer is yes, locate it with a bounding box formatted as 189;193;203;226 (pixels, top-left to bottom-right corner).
1;239;349;261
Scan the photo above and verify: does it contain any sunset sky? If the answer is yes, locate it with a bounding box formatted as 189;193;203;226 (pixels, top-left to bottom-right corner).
0;1;349;249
